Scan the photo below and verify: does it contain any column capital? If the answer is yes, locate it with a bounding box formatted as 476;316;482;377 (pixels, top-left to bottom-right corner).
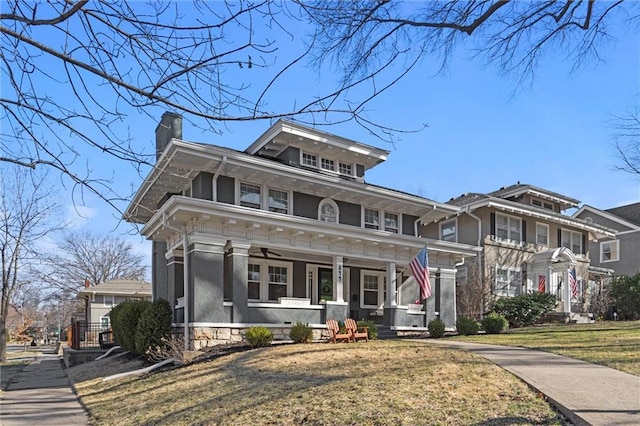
225;239;252;253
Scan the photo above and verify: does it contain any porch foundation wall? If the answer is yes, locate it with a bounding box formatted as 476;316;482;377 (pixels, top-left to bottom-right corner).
189;326;330;349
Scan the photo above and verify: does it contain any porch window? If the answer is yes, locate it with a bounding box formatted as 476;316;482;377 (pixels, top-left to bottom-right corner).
268;265;288;301
440;219;456;242
268;189;288;214
240;182;261;209
302;152;317;167
496;213;521;242
321;158;335;171
600;240;619;262
384;212;399;233
536;223;549;246
360;271;386;309
561;229;582;254
364;208;379;229
319;199;339;223
494;267;521;297
248;264;261;300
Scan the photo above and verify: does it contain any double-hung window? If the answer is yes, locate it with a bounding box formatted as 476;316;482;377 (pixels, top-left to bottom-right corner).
240;183;261;209
248;264;261;300
600;240;619;262
364;208;380;229
268;189;288;214
103;295;114;307
536;223;549;246
268;265;288;301
440;219;456;242
496;213;521;242
360;271;386;309
561;229;582;254
495;268;521;297
247;261;292;302
384;212;399;233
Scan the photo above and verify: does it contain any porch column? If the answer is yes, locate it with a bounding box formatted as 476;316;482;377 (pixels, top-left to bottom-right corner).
333;255;344;302
563;267;571;313
385;262;397;307
439;268;457;330
188;239;226;323
226;240;251;323
165;248;184;323
547;266;553;294
425;270;437;325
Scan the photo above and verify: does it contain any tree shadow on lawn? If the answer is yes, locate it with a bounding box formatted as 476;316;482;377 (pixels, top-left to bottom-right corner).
472;415;566;425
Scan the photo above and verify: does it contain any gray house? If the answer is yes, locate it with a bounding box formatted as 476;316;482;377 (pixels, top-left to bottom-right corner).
424;184;615;319
124;113;479;349
573;202;640;278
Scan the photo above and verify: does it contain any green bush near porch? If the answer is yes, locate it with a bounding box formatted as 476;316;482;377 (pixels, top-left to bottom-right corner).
428;318;446;338
490;292;557;328
245;326;273;348
358;319;378;340
289;322;313;343
110;299;152;353
456;316;480;335
481;312;509;334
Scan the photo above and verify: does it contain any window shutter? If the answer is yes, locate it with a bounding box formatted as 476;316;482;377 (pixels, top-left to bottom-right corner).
490;212;495;236
557;229;562;247
582;234;587;255
522;220;527;243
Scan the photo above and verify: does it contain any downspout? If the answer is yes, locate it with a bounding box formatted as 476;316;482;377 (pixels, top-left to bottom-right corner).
212;155;228;201
162;212;189;350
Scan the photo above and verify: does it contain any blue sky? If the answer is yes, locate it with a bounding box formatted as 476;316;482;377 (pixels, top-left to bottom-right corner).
11;4;638;275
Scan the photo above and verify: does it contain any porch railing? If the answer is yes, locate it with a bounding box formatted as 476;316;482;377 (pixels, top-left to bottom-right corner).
70;321;114;350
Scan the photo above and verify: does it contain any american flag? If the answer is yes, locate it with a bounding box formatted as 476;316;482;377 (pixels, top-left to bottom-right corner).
538;275;546;293
410;246;432;300
569;267;578;299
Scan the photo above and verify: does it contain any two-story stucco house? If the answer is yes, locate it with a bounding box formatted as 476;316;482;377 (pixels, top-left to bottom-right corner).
424;184;615;320
124;113;480;349
574;202;640;278
77;279;152;328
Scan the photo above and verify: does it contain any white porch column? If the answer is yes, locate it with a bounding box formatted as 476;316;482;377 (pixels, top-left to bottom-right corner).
547;266;553;294
333;255;344;302
563;268;571;313
386;262;397;307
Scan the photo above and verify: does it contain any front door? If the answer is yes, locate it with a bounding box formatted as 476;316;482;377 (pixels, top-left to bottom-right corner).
318;268;333;301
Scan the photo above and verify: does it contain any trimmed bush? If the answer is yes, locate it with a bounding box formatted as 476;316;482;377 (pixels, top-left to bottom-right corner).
427;318;446;338
456;315;480;335
608;274;640;320
481;312;508;334
289;322;313;343
245;326;273;348
110;299;152;353
491;292;557;328
358;319;378;340
135;299;173;358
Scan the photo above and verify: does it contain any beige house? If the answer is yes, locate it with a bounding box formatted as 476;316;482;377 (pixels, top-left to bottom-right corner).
424;184;616;319
77;279;152;328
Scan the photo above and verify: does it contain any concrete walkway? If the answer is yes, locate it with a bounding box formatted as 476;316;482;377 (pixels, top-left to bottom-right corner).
426;339;640;426
1;352;88;426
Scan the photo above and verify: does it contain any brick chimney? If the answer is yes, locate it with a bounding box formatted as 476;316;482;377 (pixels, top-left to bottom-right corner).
84;278;91;288
155;112;183;160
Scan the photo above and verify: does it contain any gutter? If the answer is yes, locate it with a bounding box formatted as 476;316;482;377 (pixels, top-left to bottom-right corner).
211;155;228;201
162;212;190;351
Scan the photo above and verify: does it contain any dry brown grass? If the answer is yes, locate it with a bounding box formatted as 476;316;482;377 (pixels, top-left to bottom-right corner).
73;340;564;425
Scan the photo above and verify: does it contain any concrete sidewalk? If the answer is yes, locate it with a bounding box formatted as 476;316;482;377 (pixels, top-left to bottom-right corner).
1;352;88;425
426;339;640;426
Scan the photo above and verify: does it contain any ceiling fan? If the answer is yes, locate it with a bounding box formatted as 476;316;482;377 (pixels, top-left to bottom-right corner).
252;247;282;258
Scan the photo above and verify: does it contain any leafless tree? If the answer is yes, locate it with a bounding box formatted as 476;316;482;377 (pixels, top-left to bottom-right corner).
456;260;493;319
613;108;640;175
0;166;63;362
39;231;147;293
1;1;402;219
299;1;636;87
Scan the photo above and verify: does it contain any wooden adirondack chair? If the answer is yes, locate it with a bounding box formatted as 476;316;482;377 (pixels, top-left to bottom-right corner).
326;319;351;343
345;318;368;342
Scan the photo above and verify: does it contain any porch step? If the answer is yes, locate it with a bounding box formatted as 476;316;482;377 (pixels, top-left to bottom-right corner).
570;312;595;324
375;326;398;340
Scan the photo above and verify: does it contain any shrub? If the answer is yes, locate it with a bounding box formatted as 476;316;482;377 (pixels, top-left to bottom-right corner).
358;319;378;340
427;318;446;338
136;299;173;359
491;292;557;328
456;315;480;335
110;299;152;353
608;274;640;320
289;322;313;343
481;312;508;334
245;326;273;348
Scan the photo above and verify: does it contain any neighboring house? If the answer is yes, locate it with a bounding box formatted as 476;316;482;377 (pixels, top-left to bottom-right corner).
424;183;616;318
573;202;640;277
77;279;152;329
124;112;480;348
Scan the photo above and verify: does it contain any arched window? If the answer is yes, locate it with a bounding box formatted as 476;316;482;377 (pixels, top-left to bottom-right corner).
318;199;339;223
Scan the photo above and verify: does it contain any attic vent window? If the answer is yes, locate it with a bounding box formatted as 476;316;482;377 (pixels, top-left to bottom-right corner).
531;199;553;210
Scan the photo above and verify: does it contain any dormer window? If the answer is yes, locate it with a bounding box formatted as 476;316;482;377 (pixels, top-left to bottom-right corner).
302;153;317;167
321;158;335;171
319;199;339;223
339;162;353;176
531;198;553;210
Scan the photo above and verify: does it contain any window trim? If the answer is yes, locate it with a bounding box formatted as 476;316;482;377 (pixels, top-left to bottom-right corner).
495;212;522;242
600;240;620;263
535;222;549;246
360;270;386;309
301;152;317;167
362;207;402;233
363;207;380;230
318;198;339;223
560;228;583;254
267;188;289;214
338;161;354;176
247;259;293;303
238;181;262;209
300;151;355;178
439;218;457;243
494;266;521;297
236;181;292;214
